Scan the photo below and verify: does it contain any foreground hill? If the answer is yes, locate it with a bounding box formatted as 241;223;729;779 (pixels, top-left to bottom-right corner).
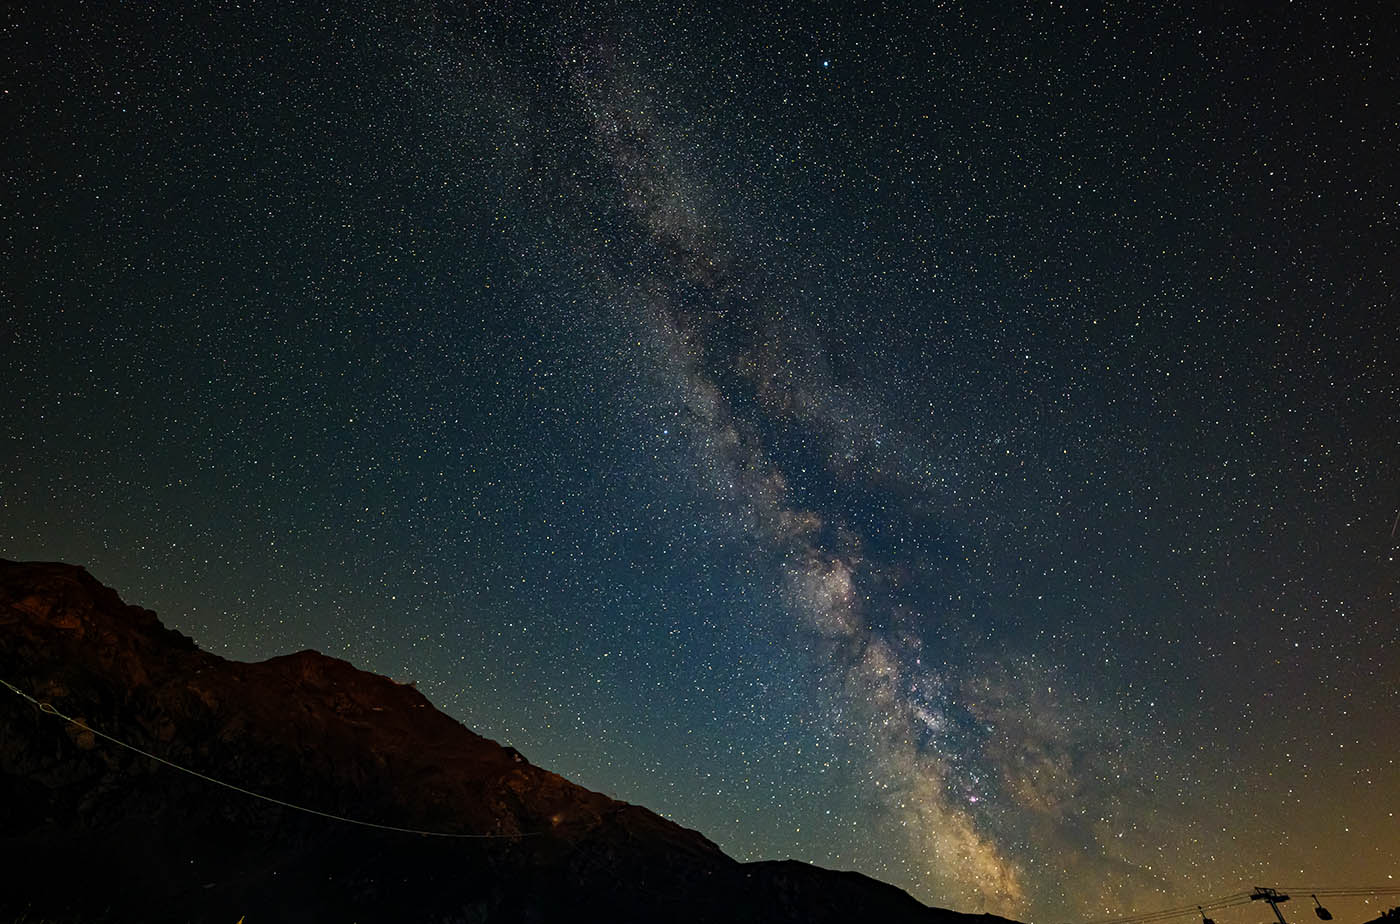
0;559;1021;924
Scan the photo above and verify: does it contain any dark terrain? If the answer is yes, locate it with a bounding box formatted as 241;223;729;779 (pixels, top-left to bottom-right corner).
0;559;1024;923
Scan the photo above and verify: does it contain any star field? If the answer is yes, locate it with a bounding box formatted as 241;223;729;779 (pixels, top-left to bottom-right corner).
3;2;1397;920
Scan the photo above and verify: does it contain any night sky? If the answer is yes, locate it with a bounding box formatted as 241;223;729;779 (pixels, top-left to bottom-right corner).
4;2;1398;920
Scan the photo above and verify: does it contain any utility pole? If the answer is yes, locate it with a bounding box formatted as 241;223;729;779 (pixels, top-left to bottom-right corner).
1253;888;1292;924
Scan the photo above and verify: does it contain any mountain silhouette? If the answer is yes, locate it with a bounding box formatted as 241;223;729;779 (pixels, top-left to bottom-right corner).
0;559;1024;924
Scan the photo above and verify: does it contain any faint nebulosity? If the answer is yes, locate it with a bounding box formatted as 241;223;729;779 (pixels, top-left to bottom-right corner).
3;2;1397;920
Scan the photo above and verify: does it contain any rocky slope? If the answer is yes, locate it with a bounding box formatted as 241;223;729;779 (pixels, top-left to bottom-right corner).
0;559;1021;924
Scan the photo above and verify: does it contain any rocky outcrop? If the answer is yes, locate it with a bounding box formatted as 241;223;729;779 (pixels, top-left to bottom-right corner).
0;559;1022;924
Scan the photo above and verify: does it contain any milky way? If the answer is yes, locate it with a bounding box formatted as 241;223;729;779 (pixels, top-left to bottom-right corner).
566;44;1035;906
4;3;1397;921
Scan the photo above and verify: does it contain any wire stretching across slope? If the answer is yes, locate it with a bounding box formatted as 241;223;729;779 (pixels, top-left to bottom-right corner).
0;675;541;839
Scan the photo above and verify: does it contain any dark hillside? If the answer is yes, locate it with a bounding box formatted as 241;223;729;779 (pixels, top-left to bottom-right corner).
0;559;1024;924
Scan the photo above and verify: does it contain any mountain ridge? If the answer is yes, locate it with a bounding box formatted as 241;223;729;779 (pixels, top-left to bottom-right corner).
0;558;1024;924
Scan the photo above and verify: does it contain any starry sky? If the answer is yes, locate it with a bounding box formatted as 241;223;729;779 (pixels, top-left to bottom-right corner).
4;2;1398;920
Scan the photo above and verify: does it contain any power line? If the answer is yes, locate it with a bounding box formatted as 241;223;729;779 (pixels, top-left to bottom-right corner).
1082;893;1255;924
0;674;540;840
1083;889;1400;924
1281;890;1400;898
